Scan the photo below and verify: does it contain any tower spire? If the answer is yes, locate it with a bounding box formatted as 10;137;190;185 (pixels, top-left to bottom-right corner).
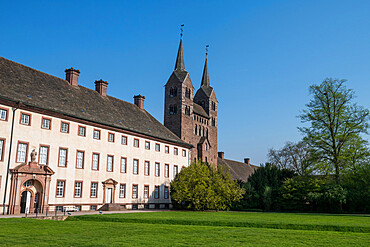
174;25;185;71
201;45;210;87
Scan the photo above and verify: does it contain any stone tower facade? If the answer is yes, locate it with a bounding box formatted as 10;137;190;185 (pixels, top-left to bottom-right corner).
164;36;218;166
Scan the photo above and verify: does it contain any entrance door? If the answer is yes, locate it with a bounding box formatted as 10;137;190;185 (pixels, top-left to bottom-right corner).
106;188;113;203
20;191;31;213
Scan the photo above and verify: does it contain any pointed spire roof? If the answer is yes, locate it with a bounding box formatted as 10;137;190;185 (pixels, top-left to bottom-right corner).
201;55;210;87
174;36;185;71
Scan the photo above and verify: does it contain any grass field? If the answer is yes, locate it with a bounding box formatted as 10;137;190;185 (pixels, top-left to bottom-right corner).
0;211;369;246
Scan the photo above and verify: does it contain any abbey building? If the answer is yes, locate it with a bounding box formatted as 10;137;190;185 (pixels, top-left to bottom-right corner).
164;36;218;165
0;35;255;215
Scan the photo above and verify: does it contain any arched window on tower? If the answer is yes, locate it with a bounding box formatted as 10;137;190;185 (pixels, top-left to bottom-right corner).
202;127;205;136
185;87;191;99
185;106;190;116
195;125;197;135
169;105;174;115
206;128;208;137
169;87;178;97
173;104;177;114
212;101;216;111
198;126;201;136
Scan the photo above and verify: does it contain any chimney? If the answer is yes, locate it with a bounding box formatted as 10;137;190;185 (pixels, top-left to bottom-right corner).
94;79;108;96
244;158;250;165
65;67;80;86
134;95;145;110
218;152;224;159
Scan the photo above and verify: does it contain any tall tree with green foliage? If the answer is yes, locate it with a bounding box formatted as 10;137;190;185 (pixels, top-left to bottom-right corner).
170;161;244;211
299;78;370;183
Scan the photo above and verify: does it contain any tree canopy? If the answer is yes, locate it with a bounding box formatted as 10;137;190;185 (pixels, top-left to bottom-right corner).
170;161;244;211
298;78;370;182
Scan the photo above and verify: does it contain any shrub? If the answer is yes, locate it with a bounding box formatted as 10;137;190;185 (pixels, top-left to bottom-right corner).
170;161;244;211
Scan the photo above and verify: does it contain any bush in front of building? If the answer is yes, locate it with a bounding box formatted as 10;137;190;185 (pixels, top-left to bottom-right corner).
170;161;244;211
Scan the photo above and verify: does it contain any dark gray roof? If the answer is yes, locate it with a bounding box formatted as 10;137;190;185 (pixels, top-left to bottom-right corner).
193;103;209;118
0;56;191;147
199;85;214;97
218;157;257;182
174;37;185;71
173;70;188;82
201;56;210;87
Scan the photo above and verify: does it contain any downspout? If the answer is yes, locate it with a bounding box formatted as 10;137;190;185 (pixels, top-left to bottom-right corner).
2;103;19;215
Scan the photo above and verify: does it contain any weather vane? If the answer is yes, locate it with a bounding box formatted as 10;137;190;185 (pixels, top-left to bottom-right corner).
180;24;184;37
206;45;209;56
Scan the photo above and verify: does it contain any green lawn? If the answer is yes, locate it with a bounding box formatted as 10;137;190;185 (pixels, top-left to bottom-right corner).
0;211;369;246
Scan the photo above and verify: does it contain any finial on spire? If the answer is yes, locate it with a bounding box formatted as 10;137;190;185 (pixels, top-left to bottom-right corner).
205;45;209;56
180;24;184;37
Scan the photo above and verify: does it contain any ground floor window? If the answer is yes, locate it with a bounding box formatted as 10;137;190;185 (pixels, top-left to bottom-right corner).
90;205;97;211
154;186;160;199
164;186;169;199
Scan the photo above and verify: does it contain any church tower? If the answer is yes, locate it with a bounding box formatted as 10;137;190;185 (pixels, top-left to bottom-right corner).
193;54;218;165
164;35;218;166
164;35;195;141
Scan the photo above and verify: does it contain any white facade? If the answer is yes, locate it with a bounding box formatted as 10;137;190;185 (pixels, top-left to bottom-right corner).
0;104;191;213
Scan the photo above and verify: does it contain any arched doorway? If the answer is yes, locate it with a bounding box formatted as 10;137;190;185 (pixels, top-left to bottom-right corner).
20;191;31;213
19;179;43;213
8;159;54;215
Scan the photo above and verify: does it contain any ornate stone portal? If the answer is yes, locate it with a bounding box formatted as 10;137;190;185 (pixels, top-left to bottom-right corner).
7;153;54;214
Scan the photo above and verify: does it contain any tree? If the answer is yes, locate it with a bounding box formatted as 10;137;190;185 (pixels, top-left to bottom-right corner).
299;78;370;183
268;141;314;176
243;163;295;210
170;161;244;211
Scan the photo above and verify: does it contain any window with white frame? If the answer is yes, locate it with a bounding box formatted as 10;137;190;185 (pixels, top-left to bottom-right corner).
120;184;126;198
144;185;149;199
132;185;138;199
107;155;113;172
165;146;169;154
165;164;169;178
56;181;65;197
78;126;86;136
108;133;114;142
155;143;160;152
91;182;98;197
174;165;178;177
121;136;127;145
58;148;67;167
61;122;69;133
134;139;139;147
74;181;82;197
92;153;99;170
0;139;4;160
17;142;28;163
145;141;150;150
93;130;100;139
120;157;127;173
76;151;84;169
164;186;169;199
42;118;51;129
39;146;49;165
182;149;186;157
133;159;139;174
155;162;160;177
144;161;150;176
0;109;7;121
154;186;160;199
20;113;30;125
174;148;178;155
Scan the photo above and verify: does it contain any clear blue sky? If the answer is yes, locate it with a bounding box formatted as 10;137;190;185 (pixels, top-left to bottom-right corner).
1;0;370;165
